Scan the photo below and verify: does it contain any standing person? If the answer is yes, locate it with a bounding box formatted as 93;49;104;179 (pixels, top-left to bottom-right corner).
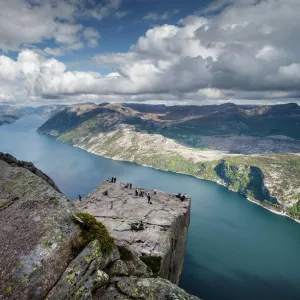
130;183;132;189
154;189;157;195
79;194;82;201
111;177;114;183
135;189;138;196
147;194;151;204
114;177;117;183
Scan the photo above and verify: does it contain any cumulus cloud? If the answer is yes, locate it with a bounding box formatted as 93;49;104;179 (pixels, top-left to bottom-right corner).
1;0;300;105
0;0;118;54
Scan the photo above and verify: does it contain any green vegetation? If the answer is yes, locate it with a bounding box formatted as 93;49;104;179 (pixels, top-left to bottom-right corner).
287;200;300;219
73;213;115;254
140;255;162;274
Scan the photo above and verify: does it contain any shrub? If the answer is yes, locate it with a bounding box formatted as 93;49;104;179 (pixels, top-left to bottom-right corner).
73;213;115;254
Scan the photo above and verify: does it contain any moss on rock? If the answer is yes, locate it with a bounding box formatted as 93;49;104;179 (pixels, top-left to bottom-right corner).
73;212;115;254
139;255;162;275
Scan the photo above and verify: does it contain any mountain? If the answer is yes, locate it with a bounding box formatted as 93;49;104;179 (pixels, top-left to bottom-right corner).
0;104;66;126
0;105;29;126
38;103;300;219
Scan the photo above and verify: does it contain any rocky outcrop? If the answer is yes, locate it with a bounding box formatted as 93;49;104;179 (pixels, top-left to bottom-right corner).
0;152;60;192
74;181;191;285
0;159;79;299
0;154;199;300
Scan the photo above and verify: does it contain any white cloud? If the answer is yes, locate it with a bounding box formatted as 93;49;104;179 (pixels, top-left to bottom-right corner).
0;0;81;52
0;0;117;54
83;27;100;48
89;0;122;21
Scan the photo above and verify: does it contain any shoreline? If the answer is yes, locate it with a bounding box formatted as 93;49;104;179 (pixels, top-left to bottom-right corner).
59;140;300;225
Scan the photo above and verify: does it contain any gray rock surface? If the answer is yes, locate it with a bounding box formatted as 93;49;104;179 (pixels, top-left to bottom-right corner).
0;159;79;300
0;154;199;300
74;181;191;284
0;152;61;192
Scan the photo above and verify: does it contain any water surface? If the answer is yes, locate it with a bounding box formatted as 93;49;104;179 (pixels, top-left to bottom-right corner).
1;115;300;300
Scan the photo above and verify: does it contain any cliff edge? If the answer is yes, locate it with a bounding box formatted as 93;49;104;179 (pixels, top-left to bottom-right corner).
0;155;199;300
74;181;191;284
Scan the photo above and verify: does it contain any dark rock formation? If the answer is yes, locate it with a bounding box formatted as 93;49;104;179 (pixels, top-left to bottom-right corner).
0;154;200;300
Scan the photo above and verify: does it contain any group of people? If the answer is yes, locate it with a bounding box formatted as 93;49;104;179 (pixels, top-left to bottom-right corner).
135;189;153;204
125;183;133;189
176;193;188;202
130;221;144;231
108;177;117;183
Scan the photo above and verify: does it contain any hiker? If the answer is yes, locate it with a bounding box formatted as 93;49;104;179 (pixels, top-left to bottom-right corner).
181;194;185;201
139;221;144;230
135;189;138;196
154;189;157;195
111;177;114;183
79;194;82;201
114;177;117;183
130;183;132;189
147;194;151;204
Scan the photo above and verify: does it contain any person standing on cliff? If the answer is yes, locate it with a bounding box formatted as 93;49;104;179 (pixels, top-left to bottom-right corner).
79;194;82;201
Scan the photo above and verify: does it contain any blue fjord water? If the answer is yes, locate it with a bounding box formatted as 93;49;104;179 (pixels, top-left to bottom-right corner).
1;115;300;300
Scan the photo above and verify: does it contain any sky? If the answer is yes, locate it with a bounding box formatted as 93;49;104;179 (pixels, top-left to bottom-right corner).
0;0;300;106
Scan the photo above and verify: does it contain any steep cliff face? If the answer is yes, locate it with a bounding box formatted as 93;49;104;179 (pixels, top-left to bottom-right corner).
74;181;192;285
0;152;60;192
0;154;199;300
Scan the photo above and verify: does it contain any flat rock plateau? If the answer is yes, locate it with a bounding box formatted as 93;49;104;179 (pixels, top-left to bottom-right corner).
75;181;191;284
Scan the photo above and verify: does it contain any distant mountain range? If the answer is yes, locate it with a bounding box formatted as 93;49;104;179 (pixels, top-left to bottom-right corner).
0;104;65;126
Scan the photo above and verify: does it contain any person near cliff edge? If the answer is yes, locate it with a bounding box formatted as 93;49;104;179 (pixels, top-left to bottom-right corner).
78;194;82;201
